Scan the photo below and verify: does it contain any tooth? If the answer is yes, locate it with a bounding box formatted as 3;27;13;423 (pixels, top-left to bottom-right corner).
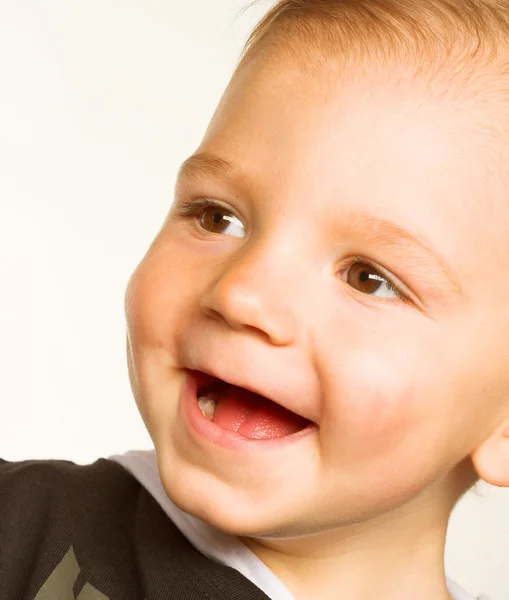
198;396;217;420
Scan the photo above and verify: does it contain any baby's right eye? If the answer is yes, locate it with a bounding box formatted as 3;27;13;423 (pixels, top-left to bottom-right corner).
173;197;246;239
199;203;245;238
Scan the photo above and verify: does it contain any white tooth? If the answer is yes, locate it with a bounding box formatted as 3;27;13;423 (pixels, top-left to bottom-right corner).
198;396;217;420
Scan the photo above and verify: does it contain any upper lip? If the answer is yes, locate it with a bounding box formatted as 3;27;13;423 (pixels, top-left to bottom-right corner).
185;364;315;424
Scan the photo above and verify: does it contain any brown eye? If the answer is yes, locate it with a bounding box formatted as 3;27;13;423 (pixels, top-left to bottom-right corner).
346;262;402;299
199;205;245;238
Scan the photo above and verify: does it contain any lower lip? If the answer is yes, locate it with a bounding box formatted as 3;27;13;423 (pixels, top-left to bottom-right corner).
180;370;317;453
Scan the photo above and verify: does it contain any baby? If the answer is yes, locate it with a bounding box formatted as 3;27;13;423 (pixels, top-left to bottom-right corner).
2;1;507;599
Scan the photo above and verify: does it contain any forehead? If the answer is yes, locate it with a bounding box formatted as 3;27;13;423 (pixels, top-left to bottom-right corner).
203;55;485;199
194;55;509;286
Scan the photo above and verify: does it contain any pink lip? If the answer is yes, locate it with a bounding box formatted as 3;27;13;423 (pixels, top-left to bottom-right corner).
180;369;318;453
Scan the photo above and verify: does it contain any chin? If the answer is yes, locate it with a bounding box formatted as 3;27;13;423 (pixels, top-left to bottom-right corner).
159;460;300;537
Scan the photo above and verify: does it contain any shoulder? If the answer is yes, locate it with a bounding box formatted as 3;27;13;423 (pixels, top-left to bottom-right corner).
0;456;138;505
0;457;147;598
0;456;142;537
0;455;132;482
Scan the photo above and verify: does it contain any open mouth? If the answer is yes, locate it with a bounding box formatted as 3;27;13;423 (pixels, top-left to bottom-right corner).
191;370;313;440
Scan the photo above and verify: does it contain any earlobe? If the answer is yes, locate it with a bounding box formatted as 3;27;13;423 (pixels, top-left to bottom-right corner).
470;421;509;488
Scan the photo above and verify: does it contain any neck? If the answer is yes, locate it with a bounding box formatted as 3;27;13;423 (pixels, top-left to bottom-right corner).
240;482;461;600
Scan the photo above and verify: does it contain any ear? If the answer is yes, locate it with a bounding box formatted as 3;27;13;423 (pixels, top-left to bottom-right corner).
470;417;509;487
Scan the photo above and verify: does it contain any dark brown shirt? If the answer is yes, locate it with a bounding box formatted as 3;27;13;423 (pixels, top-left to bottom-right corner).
0;458;270;600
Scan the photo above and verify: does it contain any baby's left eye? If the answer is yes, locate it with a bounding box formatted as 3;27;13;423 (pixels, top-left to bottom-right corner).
345;261;404;300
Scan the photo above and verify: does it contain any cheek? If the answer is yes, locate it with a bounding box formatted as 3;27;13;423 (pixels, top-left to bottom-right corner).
316;336;454;512
124;234;206;418
318;317;446;467
125;234;200;351
125;233;210;435
323;351;419;455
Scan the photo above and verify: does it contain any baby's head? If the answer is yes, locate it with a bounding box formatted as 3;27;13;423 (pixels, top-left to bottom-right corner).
125;0;509;544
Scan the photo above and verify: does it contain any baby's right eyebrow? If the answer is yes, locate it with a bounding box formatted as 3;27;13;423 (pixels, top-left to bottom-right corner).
176;152;254;197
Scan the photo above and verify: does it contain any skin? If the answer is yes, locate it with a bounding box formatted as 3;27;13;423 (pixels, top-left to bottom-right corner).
125;50;509;600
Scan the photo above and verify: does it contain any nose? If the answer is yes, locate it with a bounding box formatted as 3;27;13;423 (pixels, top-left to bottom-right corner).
199;241;299;346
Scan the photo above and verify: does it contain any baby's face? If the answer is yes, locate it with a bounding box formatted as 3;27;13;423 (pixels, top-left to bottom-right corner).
126;53;509;538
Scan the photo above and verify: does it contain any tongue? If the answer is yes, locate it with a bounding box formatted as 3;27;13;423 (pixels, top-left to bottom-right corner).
212;385;310;440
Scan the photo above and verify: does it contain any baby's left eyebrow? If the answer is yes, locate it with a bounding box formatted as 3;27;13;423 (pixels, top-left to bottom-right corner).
333;207;464;298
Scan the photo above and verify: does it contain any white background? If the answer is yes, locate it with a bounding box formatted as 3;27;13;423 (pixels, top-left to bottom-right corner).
0;2;507;598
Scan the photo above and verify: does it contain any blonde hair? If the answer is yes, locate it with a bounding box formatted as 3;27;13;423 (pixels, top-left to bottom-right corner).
236;1;509;97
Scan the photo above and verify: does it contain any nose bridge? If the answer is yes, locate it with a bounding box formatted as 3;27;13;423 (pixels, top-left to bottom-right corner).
200;234;304;345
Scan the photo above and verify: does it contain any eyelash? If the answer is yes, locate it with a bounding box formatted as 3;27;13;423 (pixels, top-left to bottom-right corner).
172;197;410;306
173;197;234;222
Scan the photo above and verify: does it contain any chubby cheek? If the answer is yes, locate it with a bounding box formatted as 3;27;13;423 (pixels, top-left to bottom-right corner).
317;316;452;502
124;231;205;421
126;235;195;347
324;349;419;455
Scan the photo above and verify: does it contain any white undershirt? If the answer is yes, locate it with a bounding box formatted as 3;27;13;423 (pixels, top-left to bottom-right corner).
109;450;488;600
